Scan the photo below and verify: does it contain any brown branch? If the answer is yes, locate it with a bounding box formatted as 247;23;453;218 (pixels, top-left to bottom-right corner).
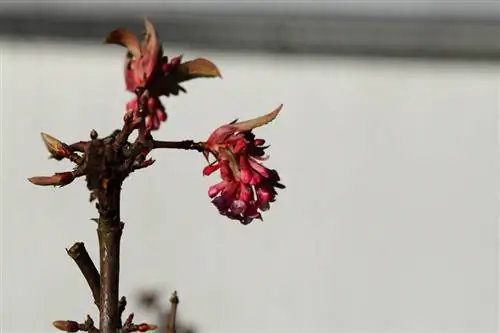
68;153;85;165
167;291;179;333
97;212;123;333
34;118;198;333
114;114;141;152
67;243;101;309
152;140;205;152
69;141;90;153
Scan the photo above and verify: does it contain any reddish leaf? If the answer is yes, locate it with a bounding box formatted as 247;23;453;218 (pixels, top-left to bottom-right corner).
28;172;75;187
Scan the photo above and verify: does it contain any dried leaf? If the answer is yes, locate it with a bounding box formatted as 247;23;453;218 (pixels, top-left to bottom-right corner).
233;104;283;133
104;28;142;59
28;172;75;187
175;58;222;82
40;132;71;160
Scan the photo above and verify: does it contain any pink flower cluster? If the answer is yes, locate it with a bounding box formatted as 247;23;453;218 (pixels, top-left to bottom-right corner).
122;41;184;133
203;105;285;225
106;19;220;135
104;19;283;224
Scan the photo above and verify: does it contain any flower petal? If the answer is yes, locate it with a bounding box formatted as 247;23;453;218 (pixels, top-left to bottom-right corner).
203;162;220;176
206;124;237;146
239;156;253;184
248;158;270;178
239;183;253;202
230;200;246;215
208;181;226;198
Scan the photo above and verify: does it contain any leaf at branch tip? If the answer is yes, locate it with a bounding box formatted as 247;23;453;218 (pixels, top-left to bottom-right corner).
233;104;283;133
142;17;162;75
176;58;222;82
28;172;75;187
104;28;142;59
143;17;159;47
40;132;70;160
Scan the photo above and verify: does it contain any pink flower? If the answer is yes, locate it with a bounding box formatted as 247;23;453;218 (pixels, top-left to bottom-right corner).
125;96;168;133
105;18;222;134
203;105;285;225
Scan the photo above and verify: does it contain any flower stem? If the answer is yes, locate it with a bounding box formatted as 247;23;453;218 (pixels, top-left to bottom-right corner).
152;140;205;152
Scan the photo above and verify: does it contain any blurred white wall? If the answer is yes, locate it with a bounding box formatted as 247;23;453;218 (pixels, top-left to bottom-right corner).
1;38;498;333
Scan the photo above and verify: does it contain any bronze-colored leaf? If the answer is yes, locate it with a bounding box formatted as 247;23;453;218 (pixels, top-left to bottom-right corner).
104;28;142;59
52;320;79;332
175;58;222;82
28;172;75;187
40;132;70;160
233;104;283;133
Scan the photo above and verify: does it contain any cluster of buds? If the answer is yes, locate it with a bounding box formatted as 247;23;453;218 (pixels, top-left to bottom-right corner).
105;18;221;135
52;315;157;333
203;105;285;225
122;313;158;333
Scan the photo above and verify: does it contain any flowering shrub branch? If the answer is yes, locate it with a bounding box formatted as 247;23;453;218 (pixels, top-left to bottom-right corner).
28;18;284;333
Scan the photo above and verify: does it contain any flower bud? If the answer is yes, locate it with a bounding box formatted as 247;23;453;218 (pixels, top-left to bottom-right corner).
52;320;79;332
254;138;266;146
203;162;219;176
137;323;158;332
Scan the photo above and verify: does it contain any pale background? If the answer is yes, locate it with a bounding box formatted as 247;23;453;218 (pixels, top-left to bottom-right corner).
1;1;499;333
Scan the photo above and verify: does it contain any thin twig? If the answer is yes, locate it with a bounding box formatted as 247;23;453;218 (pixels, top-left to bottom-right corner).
167;291;179;333
118;296;128;327
152;140;205;152
114;114;141;152
69;141;89;153
68;153;85;165
66;243;101;309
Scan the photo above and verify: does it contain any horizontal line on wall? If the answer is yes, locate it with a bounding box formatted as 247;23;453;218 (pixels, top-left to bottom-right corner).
1;10;500;61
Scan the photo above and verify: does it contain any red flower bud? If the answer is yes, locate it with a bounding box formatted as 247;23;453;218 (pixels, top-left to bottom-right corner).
203;162;219;176
137;323;158;332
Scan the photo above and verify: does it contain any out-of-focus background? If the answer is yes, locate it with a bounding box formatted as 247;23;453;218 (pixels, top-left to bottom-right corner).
1;2;499;333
